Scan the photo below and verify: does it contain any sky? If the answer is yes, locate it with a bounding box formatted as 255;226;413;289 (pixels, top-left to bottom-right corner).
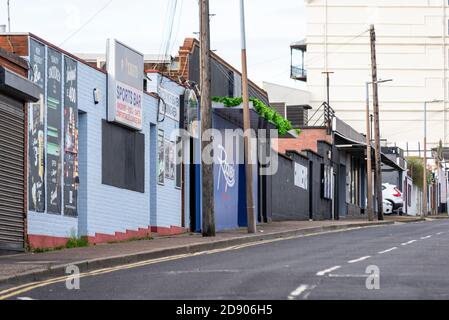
0;0;306;89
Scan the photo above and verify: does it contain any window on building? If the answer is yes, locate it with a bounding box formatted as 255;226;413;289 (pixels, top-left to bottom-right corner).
102;120;145;193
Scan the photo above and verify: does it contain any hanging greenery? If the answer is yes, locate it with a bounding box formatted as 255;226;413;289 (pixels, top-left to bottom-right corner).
211;96;301;136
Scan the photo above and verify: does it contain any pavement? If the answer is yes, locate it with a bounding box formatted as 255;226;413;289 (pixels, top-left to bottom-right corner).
0;218;411;290
0;217;447;300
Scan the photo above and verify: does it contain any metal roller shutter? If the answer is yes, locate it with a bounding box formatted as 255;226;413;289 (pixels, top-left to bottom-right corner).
0;97;25;251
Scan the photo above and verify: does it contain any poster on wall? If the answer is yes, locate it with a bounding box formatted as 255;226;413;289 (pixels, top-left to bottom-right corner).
157;130;165;185
29;39;46;212
165;140;175;181
46;48;63;214
322;164;334;200
63;56;79;217
294;163;308;190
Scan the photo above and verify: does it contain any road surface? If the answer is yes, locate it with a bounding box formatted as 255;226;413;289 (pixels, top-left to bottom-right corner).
2;220;449;300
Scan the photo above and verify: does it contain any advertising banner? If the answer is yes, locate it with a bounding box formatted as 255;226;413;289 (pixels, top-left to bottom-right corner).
29;39;46;212
46;48;63;214
107;39;144;130
63;57;79;217
158;130;165;185
165;140;175;181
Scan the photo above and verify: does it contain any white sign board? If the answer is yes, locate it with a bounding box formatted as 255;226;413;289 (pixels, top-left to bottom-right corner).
159;86;180;122
107;39;144;130
295;163;308;190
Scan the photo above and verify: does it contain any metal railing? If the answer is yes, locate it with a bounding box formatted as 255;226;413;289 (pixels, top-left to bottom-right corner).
291;66;307;79
306;102;335;133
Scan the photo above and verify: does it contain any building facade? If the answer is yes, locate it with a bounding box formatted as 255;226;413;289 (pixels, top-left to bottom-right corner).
299;0;449;152
0;34;187;250
0;47;40;252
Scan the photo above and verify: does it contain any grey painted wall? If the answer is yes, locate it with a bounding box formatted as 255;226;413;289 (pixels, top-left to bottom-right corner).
270;152;309;221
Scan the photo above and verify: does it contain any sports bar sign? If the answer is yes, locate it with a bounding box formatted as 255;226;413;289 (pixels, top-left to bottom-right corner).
107;39;144;130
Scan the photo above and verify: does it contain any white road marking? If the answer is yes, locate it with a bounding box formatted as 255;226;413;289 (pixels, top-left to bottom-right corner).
288;285;309;300
379;247;398;254
437;232;444;235
348;256;371;264
401;240;417;246
17;297;35;301
421;235;432;240
288;285;317;300
328;274;369;278
316;266;341;276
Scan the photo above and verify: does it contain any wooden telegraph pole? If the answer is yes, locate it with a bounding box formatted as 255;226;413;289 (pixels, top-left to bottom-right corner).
240;0;256;233
370;25;384;221
200;0;215;237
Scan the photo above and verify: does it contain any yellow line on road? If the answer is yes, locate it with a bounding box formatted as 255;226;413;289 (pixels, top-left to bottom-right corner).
0;225;371;300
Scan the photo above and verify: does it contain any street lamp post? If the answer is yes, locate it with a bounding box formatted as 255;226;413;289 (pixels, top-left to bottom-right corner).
366;79;392;221
423;100;443;218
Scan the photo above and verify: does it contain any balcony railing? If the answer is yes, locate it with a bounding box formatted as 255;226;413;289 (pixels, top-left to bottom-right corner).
291;66;307;80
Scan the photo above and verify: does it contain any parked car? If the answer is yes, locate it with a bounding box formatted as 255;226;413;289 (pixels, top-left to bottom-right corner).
382;183;403;215
383;200;393;215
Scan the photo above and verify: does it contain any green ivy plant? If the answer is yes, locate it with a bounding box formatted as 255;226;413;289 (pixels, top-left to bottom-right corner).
212;96;301;136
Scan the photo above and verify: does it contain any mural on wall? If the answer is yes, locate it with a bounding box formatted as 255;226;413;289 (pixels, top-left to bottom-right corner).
46;48;63;214
29;39;46;213
157;130;165;185
63;56;79;217
165;140;175;181
213;118;240;230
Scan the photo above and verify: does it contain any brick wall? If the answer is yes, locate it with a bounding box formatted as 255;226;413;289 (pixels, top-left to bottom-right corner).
276;128;331;155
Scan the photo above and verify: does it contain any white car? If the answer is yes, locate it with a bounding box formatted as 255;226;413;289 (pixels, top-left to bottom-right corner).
382;183;404;215
383;200;393;215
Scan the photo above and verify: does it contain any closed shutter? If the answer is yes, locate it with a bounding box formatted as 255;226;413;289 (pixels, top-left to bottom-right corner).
0;96;25;251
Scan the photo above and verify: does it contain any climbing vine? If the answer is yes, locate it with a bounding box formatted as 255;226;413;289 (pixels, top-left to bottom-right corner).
211;96;301;136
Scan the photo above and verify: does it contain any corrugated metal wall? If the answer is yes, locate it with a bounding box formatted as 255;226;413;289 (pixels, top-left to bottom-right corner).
0;94;25;251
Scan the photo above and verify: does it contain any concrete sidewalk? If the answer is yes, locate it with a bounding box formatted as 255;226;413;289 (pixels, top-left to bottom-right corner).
0;219;414;287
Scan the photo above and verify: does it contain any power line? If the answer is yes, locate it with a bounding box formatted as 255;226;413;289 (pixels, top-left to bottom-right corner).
59;0;114;47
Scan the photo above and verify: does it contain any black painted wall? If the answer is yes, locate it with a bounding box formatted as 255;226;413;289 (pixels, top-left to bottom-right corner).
270;152;309;221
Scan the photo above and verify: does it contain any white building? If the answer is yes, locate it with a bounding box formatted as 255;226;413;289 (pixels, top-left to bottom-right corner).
297;0;449;154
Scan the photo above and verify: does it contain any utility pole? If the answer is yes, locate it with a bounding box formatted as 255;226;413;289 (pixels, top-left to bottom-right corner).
423;102;428;218
322;71;334;106
370;25;384;221
7;0;11;32
199;0;215;237
423;100;443;218
240;0;256;234
365;82;374;221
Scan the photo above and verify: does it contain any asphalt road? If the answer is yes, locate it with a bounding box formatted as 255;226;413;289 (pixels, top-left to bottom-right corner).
3;220;449;300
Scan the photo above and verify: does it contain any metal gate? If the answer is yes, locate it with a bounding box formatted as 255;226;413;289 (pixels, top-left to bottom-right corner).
0;96;25;251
